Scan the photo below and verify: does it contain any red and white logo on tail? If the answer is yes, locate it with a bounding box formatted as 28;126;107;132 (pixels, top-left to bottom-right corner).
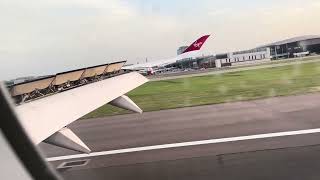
182;35;210;54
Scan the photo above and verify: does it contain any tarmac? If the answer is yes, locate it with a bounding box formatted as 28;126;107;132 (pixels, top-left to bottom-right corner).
40;93;320;180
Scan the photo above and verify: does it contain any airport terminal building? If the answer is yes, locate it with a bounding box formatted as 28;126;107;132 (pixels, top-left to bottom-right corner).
258;35;320;59
215;48;271;67
213;35;320;68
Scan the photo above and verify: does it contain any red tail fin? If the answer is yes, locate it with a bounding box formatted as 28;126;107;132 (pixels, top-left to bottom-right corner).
182;35;210;54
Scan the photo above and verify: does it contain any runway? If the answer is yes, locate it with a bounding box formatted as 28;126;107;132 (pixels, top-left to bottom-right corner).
41;93;320;180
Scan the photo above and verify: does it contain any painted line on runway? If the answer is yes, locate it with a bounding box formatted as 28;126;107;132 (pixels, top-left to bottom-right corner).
46;128;320;162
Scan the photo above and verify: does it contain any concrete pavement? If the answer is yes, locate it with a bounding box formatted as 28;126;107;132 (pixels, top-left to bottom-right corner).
40;93;320;180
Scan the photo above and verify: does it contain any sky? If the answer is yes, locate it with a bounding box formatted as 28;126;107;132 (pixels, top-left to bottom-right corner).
1;0;320;80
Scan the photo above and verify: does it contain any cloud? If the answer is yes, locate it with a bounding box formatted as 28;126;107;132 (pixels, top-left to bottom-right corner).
0;0;184;80
207;8;231;17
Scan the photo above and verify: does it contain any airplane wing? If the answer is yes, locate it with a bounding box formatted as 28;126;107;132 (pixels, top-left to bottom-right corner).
16;72;147;144
123;57;178;70
10;62;148;153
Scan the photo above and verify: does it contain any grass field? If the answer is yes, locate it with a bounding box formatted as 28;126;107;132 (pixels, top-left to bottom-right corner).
83;60;320;119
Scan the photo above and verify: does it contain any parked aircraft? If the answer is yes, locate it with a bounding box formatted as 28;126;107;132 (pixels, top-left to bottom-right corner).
123;35;211;71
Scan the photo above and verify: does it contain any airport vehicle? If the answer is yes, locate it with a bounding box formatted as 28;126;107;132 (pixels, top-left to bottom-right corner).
137;67;155;76
123;35;211;71
6;61;148;153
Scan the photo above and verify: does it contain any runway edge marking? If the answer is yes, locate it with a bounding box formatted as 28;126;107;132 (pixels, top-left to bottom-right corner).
46;128;320;161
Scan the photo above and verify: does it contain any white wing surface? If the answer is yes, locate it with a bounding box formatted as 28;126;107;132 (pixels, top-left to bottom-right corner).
16;72;148;145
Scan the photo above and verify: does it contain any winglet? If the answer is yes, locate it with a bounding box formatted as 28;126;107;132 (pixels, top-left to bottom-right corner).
182;35;211;54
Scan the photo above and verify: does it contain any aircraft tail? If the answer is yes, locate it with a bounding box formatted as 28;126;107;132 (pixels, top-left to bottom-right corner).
183;35;210;54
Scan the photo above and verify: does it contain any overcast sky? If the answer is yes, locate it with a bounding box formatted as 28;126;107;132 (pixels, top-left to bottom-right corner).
1;0;320;80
